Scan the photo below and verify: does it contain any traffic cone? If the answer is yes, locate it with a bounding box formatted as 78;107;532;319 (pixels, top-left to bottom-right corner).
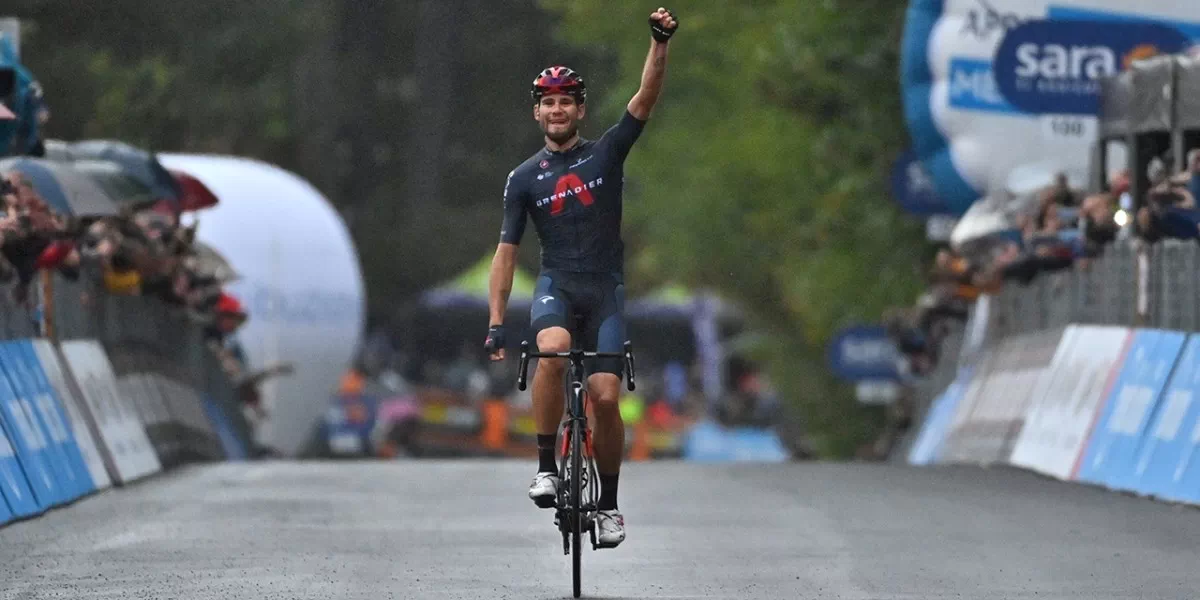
629;419;651;461
481;399;509;450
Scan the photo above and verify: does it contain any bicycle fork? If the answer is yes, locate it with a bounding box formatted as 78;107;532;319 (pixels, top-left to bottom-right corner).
558;382;599;552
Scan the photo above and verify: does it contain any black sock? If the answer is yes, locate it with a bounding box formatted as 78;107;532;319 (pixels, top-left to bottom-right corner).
536;434;558;474
598;472;619;511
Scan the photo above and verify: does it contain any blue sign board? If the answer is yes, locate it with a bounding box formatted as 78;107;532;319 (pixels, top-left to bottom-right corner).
15;340;95;496
0;359;57;510
994;19;1190;115
908;366;974;466
0;344;74;505
682;420;789;463
890;149;953;216
1133;336;1200;503
0;416;36;519
203;397;247;461
1075;330;1185;490
827;325;902;382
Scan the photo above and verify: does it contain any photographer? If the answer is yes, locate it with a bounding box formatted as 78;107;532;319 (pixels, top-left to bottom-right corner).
1136;179;1200;243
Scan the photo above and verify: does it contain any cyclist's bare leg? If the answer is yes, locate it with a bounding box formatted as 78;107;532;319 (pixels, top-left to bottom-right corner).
587;372;624;476
588;370;627;547
533;327;571;437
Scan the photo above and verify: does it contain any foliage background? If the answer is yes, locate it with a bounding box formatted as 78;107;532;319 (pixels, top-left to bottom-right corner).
7;0;929;456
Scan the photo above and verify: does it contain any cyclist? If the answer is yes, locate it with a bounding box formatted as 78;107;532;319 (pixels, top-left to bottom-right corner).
484;7;678;549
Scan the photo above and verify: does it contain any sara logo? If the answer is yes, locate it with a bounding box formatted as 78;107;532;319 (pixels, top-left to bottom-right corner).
994;20;1189;115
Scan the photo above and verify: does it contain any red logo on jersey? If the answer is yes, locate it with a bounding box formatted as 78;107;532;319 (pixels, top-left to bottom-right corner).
550;173;596;215
539;159;549;169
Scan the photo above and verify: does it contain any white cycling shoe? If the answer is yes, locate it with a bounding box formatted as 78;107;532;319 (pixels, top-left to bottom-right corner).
528;472;559;508
595;509;626;548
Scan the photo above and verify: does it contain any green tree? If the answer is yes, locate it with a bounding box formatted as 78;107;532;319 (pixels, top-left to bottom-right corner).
539;0;929;455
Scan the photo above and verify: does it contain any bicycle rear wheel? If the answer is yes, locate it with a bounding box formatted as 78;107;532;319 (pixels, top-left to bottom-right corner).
570;418;583;598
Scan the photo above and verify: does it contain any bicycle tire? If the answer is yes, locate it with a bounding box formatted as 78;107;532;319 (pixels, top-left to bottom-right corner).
571;417;584;598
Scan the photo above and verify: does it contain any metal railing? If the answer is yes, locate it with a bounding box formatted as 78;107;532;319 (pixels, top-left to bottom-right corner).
894;239;1199;461
983;239;1198;340
0;273;255;466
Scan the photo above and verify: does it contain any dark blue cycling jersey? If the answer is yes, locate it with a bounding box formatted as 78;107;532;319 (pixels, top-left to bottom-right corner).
499;110;646;273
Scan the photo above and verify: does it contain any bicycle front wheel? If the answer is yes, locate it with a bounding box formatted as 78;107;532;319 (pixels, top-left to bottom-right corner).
571;418;583;598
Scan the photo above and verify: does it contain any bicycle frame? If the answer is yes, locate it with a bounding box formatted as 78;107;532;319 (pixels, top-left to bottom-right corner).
516;340;636;598
516;341;636;562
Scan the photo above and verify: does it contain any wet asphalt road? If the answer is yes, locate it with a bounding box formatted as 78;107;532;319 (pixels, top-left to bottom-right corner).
2;459;1199;599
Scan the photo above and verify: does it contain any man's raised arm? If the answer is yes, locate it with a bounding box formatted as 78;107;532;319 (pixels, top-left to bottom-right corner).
627;7;678;121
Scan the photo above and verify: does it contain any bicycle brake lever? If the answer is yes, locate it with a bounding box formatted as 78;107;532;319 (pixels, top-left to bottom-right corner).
624;340;636;392
518;340;530;391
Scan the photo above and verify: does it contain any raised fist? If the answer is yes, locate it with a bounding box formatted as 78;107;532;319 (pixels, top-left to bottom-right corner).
649;7;678;43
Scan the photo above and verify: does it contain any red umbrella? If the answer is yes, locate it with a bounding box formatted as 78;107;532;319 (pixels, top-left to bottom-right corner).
165;169;219;213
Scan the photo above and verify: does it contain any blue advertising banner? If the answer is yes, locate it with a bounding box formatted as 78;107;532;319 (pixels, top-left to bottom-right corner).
0;416;36;519
1074;330;1185;491
0;356;58;509
1133;336;1200;503
827;326;902;382
683;420;789;463
0;464;10;525
0;343;79;504
994;19;1191;115
890;149;953;217
202;396;247;461
15;341;95;496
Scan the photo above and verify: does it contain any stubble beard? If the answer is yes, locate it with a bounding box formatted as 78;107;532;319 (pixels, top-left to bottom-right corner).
544;121;578;145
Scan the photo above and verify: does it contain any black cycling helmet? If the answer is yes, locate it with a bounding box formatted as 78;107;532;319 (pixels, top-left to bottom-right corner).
530;66;587;104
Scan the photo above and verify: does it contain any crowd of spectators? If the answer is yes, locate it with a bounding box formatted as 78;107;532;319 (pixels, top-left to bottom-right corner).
1;46;280;430
884;149;1200;380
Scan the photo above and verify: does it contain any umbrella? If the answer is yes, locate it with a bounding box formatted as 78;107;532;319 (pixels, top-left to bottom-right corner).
189;241;240;282
167;169;219;212
0;156;120;216
65;139;182;205
70;159;158;208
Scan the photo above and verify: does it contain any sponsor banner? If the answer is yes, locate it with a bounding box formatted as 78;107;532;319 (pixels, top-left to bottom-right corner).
994;19;1191;115
31;340;111;491
683;420;789;463
827;325;902;382
14;342;95;498
0;351;59;509
908;366;975;465
1132;336;1200;503
0;459;10;524
890;148;954;216
939;329;1062;464
1009;325;1133;480
902;0;1200;214
60;340;161;484
202;396;247;460
0;343;75;505
1075;330;1186;490
0;410;38;518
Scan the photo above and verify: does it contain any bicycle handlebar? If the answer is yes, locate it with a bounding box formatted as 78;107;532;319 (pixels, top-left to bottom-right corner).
516;340;636;392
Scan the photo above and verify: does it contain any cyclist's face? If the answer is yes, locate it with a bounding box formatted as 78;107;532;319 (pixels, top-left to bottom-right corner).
534;94;585;143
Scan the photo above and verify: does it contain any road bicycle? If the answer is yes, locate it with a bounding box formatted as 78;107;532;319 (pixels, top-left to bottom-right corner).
517;338;635;599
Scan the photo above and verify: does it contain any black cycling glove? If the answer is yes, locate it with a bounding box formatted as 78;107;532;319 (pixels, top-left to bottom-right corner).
649;8;678;43
484;324;506;355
